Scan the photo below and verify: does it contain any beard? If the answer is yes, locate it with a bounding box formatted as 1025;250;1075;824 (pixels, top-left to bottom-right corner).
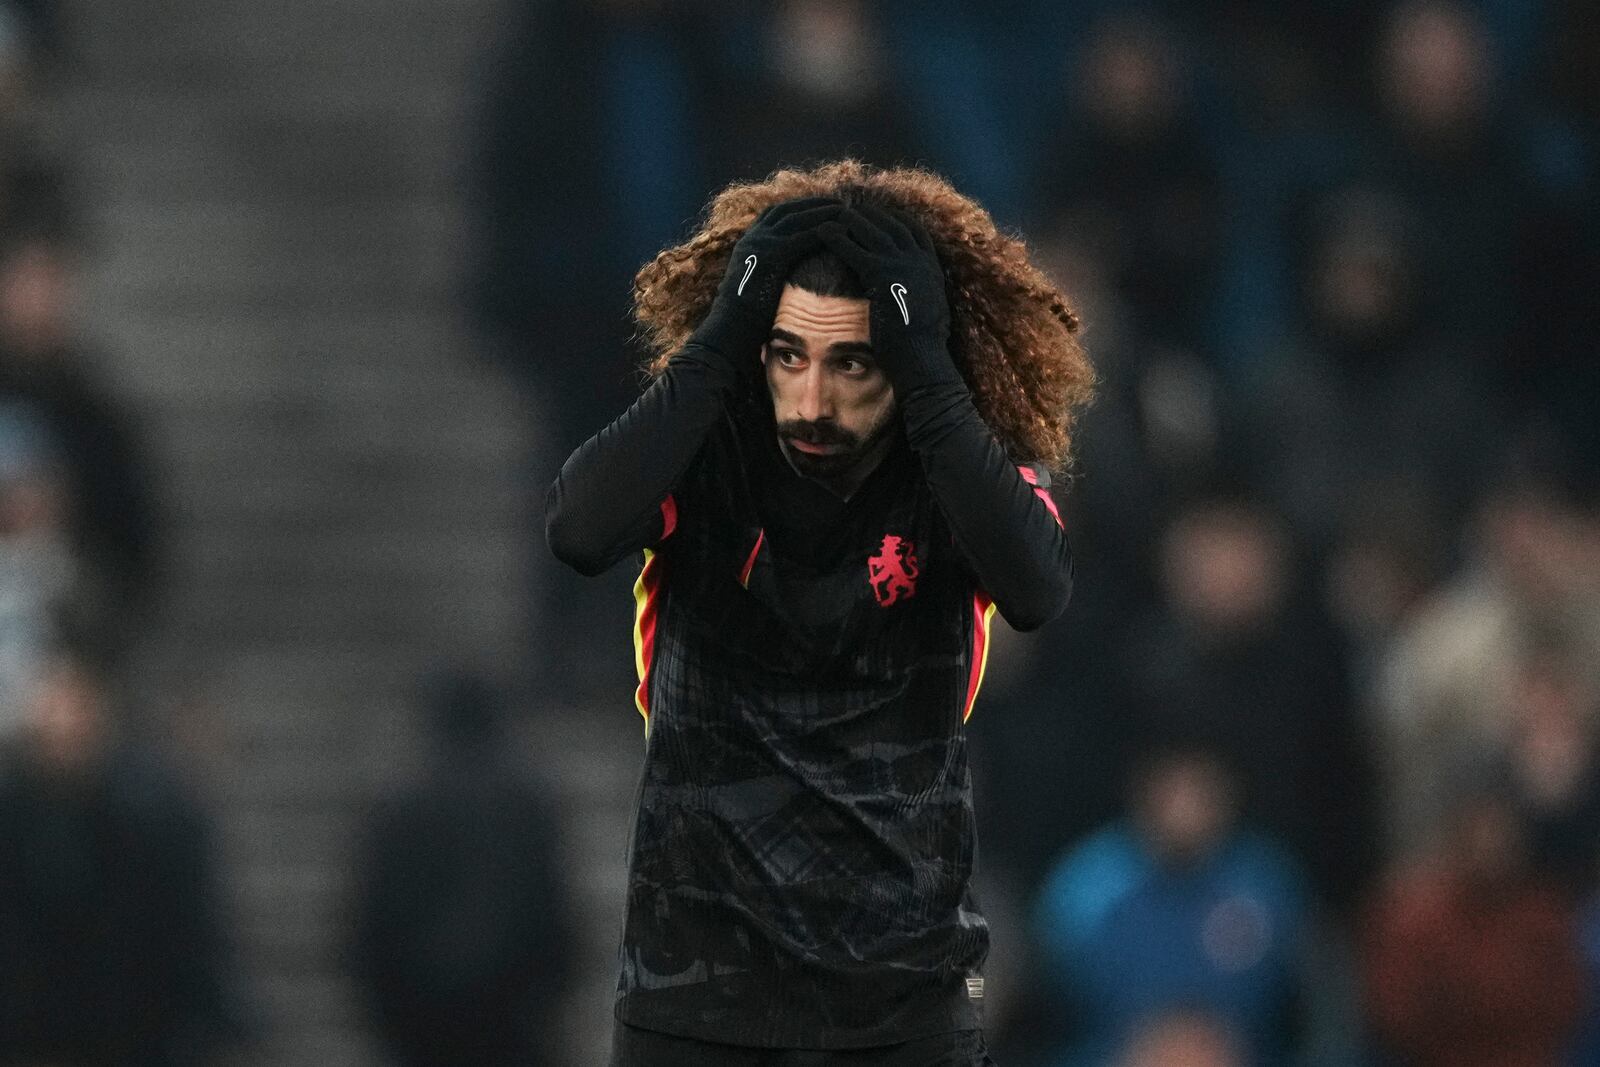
775;408;897;483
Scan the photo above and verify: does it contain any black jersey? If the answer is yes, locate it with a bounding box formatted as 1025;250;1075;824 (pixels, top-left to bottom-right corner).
548;346;1071;1049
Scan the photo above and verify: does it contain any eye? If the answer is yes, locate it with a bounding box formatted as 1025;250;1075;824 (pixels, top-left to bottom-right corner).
837;357;872;377
772;348;806;368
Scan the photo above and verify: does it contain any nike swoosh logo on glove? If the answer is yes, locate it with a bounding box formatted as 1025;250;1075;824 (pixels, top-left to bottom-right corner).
737;255;758;296
890;283;910;325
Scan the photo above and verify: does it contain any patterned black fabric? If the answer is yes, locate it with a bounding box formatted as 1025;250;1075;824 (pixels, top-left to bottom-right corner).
617;398;990;1049
609;1022;997;1065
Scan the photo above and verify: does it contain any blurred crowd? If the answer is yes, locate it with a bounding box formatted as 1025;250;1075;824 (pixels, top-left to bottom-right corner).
473;0;1600;1065
0;5;243;1064
1;8;576;1063
0;1;156;736
2;0;1596;1064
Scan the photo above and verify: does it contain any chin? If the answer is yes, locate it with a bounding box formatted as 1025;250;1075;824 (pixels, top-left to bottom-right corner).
781;441;857;481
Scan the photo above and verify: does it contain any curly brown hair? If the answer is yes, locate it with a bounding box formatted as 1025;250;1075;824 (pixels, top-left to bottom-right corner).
633;160;1094;470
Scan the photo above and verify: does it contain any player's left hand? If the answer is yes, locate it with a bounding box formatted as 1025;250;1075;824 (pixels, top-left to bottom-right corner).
821;203;963;394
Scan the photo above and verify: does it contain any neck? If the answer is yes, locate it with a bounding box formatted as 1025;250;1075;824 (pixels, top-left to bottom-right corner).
771;408;902;501
815;429;897;500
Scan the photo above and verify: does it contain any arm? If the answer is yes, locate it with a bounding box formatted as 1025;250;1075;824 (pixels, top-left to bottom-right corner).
903;383;1072;630
545;347;736;575
824;204;1072;629
546;196;843;575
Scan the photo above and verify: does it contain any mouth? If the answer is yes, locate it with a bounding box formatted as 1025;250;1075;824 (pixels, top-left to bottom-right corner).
786;437;840;456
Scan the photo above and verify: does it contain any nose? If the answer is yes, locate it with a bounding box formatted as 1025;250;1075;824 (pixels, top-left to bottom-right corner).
795;364;833;423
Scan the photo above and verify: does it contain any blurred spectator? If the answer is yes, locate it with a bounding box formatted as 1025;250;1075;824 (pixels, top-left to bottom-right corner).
1496;644;1600;897
715;0;917;182
877;0;1064;226
1034;232;1239;625
1361;1;1542;353
1324;488;1447;697
1034;745;1307;1067
0;232;160;627
1195;0;1370;365
1376;1;1497;152
1379;467;1600;853
1363;781;1586;1067
349;670;574;1067
1575;874;1600;1066
1037;10;1224;350
1115;1010;1244;1067
967;244;1225;901
1121;495;1380;913
0;6;27;122
1382;0;1599;477
0;646;246;1064
1239;185;1504;558
0;401;77;731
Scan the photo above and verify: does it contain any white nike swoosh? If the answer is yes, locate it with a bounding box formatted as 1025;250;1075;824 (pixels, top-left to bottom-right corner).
890;283;910;325
737;255;758;296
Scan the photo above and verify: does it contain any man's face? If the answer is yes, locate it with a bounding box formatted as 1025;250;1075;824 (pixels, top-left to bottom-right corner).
764;284;896;490
1137;757;1235;868
26;660;107;776
0;242;73;356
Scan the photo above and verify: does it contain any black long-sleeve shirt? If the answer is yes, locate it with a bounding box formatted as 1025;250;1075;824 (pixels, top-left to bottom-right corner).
547;345;1072;628
546;344;1072;1048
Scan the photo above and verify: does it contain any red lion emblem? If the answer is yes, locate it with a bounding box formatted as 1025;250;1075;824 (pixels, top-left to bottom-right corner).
868;535;920;607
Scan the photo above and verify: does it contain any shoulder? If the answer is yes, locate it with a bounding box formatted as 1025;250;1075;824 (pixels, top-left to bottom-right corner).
658;406;757;551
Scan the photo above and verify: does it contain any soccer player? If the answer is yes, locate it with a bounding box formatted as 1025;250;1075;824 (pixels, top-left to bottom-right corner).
547;161;1093;1065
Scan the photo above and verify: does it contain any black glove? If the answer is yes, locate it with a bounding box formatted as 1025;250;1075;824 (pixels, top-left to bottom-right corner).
821;203;962;394
684;196;843;365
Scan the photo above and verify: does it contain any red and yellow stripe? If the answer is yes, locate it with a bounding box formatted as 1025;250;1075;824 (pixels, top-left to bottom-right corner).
632;548;665;732
629;495;680;734
962;593;997;722
739;529;765;588
964;467;1060;722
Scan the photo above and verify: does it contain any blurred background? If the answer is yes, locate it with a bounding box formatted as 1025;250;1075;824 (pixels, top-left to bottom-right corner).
0;0;1596;1065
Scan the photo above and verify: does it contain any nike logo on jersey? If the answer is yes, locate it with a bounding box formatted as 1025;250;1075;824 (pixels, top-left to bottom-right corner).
737;255;758;296
890;283;910;325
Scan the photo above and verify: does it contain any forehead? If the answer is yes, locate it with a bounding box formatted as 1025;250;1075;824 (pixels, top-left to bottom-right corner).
771;285;871;347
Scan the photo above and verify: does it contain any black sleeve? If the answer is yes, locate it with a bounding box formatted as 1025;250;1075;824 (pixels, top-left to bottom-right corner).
545;346;738;575
903;382;1074;631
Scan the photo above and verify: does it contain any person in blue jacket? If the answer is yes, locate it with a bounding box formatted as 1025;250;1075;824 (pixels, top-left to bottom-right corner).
1034;743;1308;1067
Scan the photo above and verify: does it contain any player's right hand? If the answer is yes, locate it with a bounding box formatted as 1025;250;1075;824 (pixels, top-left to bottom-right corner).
687;196;843;363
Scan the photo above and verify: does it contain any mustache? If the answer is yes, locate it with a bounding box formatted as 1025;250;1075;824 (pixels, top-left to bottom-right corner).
776;419;858;448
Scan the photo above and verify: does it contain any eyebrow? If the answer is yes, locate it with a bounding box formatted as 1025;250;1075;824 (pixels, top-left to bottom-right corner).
768;327;875;359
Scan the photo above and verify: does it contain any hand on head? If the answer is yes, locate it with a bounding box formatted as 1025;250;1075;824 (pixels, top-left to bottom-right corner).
688;195;958;395
819;202;957;393
687;197;845;361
